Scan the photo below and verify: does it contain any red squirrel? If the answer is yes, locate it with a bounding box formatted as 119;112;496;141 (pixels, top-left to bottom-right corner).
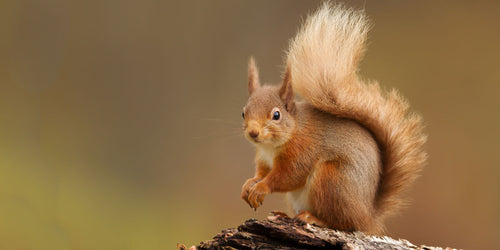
240;3;427;234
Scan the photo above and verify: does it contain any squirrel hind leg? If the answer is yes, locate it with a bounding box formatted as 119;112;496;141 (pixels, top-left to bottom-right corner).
309;158;379;233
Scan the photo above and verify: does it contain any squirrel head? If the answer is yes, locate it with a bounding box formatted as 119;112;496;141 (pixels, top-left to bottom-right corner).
242;57;296;148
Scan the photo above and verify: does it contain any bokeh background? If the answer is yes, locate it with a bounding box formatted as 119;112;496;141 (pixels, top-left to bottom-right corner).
0;0;499;249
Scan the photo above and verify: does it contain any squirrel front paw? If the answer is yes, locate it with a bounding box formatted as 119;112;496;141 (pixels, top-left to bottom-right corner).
247;181;270;210
241;177;261;206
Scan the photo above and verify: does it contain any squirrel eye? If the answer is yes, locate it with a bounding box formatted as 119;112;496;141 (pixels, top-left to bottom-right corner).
242;111;245;119
272;111;280;120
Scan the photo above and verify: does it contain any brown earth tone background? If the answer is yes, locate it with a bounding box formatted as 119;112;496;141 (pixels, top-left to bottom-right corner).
0;0;498;249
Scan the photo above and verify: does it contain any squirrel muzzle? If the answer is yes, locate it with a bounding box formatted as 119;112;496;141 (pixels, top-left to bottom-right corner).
245;120;263;143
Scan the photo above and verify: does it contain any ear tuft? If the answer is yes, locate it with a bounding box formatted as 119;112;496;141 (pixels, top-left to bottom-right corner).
279;66;294;111
248;57;260;94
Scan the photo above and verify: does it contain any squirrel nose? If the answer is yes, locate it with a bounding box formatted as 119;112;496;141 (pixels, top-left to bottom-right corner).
249;130;259;138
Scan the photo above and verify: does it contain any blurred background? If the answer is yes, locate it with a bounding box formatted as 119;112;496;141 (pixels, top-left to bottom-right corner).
0;0;498;249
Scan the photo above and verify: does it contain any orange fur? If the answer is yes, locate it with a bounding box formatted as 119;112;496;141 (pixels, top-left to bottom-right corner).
287;2;427;220
241;2;427;234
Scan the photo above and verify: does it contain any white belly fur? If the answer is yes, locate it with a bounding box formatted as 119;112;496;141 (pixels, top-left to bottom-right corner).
286;183;311;215
256;145;276;169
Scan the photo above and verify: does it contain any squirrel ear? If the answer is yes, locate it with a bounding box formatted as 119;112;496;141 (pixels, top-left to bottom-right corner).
248;57;260;94
279;66;294;110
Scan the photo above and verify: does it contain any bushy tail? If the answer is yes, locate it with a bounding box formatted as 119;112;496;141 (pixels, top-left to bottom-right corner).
287;3;427;219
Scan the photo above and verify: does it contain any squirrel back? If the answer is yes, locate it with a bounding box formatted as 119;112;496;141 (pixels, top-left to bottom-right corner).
286;3;427;219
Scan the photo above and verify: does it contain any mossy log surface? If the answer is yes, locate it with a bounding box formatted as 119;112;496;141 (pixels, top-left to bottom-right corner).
178;211;455;250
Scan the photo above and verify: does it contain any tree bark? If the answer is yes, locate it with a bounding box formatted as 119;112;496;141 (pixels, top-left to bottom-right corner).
178;212;456;250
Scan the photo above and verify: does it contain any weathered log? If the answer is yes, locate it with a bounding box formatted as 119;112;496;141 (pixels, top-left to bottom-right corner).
178;211;456;250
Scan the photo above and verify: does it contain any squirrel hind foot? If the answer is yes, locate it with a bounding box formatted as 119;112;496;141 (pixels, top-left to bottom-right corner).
270;210;291;219
292;210;326;227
